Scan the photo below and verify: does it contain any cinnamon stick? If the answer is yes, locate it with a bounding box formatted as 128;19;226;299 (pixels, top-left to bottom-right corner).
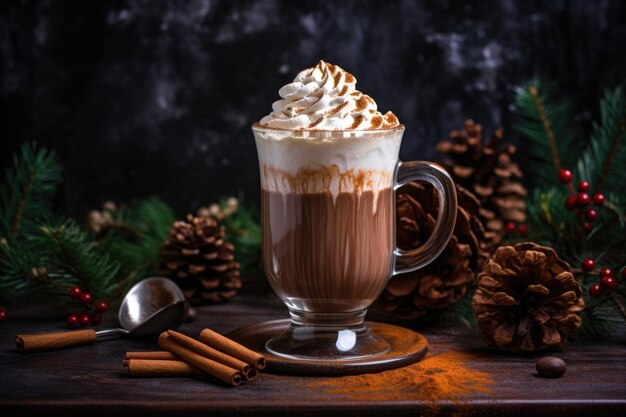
125;351;177;361
158;333;242;386
124;359;202;377
167;330;258;381
199;328;266;370
16;329;97;353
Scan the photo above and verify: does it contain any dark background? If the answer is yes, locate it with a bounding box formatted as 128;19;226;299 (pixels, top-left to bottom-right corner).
1;0;625;216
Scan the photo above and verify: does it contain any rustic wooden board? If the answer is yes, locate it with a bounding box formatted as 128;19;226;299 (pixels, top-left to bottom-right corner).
1;288;625;416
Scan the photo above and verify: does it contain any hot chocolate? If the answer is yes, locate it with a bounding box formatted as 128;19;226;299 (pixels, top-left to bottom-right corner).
261;187;394;314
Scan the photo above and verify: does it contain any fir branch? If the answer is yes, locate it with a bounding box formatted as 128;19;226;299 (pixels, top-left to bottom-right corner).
576;86;626;193
569;303;617;343
514;79;578;186
0;239;77;301
36;219;120;300
438;282;477;327
0;144;62;239
525;187;579;258
97;197;175;293
612;295;626;321
598;87;626;194
530;85;561;172
220;198;262;278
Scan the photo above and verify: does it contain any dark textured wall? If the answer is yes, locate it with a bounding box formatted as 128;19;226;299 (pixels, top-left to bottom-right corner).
1;0;625;215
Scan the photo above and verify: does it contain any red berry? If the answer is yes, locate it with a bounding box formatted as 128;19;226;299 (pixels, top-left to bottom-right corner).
79;314;91;326
577;193;591;206
80;292;93;304
505;222;517;234
565;195;578;211
585;208;598;221
95;301;109;313
69;286;82;298
601;276;617;292
0;308;7;322
90;313;102;325
600;268;614;278
577;181;590;192
67;314;80;327
558;169;573;183
589;284;602;299
582;258;596;271
582;222;593;234
592;193;605;206
518;223;529;236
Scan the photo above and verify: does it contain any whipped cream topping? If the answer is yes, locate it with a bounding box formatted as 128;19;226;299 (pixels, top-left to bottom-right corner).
259;61;400;131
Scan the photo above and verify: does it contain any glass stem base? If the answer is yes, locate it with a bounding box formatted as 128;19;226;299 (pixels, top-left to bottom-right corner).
265;309;391;360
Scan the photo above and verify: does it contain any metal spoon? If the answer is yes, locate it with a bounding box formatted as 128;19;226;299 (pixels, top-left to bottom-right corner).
16;277;189;352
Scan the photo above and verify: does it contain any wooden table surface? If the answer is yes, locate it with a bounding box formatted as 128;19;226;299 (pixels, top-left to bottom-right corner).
1;286;625;417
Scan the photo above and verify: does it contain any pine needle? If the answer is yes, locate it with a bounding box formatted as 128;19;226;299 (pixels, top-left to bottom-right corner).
576;86;626;194
220;197;262;278
0;239;77;301
35;219;120;300
438;283;477;328
569;301;619;344
97;197;175;293
514;79;578;186
0;143;62;239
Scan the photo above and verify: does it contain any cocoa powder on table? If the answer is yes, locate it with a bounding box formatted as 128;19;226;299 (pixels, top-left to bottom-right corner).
306;350;493;402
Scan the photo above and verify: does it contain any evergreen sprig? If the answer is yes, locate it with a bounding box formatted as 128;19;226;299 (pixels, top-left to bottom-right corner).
97;197;175;294
220;197;263;278
0;239;76;300
438;282;476;328
576;86;626;195
514;79;578;187
0;143;61;239
35;219;120;300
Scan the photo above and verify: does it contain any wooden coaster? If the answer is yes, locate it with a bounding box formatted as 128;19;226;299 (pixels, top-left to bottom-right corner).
227;319;428;376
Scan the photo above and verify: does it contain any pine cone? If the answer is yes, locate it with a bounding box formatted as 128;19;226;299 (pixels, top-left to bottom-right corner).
437;120;527;251
471;242;584;353
197;197;239;221
160;215;241;305
87;201;117;236
376;182;489;320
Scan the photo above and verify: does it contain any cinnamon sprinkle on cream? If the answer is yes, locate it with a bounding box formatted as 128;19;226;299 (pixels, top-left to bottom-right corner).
326;101;349;117
354;95;369;112
307;117;324;129
333;72;342;88
350;115;364;129
369;115;383;129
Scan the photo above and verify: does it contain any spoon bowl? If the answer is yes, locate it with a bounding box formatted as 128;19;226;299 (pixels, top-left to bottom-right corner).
118;277;188;336
16;277;189;352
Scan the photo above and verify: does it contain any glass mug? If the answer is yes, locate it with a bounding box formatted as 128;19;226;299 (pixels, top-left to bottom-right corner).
253;124;457;360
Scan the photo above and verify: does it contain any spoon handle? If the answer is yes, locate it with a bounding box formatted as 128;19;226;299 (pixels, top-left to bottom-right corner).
96;328;129;339
15;329;97;353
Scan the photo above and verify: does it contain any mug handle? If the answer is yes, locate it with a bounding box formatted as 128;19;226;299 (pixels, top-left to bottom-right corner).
393;161;457;274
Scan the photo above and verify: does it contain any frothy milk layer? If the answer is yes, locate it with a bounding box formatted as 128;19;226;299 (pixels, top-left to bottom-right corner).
253;127;403;201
